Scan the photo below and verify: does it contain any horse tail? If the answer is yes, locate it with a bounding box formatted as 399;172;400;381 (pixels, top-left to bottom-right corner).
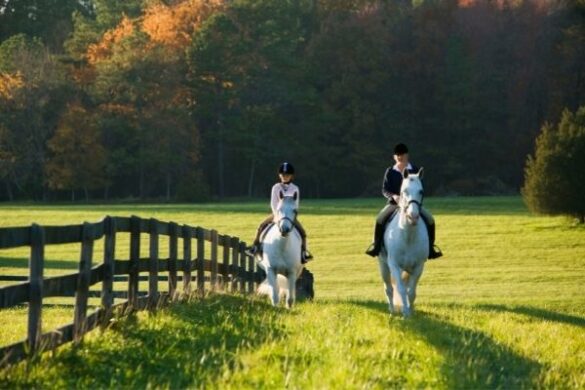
257;275;288;297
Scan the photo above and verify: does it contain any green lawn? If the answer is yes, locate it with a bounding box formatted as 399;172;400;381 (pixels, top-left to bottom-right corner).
1;197;584;388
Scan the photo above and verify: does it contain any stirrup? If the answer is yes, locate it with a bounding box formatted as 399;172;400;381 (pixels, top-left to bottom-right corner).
244;245;257;257
365;243;380;257
301;250;313;263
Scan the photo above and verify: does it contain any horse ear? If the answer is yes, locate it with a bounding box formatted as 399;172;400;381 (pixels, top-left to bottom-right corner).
418;167;424;179
403;169;409;179
293;191;298;201
279;190;284;200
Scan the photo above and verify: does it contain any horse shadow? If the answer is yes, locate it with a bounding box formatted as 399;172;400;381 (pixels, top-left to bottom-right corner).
475;303;585;328
349;300;542;389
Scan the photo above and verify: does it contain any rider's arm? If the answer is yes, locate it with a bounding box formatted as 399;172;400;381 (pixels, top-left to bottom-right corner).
382;168;399;203
270;184;279;216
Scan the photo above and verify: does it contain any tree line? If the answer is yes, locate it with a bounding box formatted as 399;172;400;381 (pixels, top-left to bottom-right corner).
0;0;583;201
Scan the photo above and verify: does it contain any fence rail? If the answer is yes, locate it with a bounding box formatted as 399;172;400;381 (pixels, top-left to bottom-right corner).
0;215;263;368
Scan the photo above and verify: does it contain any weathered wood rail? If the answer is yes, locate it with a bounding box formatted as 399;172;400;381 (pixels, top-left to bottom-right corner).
0;215;263;368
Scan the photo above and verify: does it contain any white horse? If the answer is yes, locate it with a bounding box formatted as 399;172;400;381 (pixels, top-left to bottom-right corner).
379;168;429;317
257;191;304;308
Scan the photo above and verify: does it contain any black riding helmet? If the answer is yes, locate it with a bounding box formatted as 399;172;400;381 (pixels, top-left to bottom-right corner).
278;162;295;175
394;143;409;155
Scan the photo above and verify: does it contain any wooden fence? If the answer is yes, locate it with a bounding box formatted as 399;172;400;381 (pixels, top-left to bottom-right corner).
0;215;264;368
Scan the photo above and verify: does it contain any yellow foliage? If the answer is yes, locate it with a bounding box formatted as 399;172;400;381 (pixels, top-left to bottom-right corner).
0;72;24;100
142;0;225;49
87;16;135;64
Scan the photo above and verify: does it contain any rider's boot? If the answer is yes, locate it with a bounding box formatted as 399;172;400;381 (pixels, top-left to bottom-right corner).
301;241;313;264
427;223;443;259
245;240;261;257
365;222;385;257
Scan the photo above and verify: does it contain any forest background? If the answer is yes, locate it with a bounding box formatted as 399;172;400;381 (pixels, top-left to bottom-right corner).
0;0;583;202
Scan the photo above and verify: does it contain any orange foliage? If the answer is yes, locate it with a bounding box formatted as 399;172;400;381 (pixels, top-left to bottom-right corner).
0;72;24;100
142;0;225;49
87;16;135;64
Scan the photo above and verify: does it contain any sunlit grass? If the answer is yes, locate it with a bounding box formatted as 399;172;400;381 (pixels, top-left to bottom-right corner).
0;197;584;388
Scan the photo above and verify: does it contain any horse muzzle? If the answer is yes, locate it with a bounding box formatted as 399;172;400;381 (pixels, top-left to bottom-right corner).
278;219;293;236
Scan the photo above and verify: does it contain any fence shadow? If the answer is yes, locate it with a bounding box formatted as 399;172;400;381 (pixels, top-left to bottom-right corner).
349;300;542;389
1;294;283;388
0;256;78;270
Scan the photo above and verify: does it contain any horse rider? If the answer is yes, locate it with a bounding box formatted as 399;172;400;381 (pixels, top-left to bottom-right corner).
365;143;443;259
245;162;313;263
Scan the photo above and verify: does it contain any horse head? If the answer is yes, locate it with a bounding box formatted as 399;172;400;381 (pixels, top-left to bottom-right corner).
399;168;424;225
275;191;298;236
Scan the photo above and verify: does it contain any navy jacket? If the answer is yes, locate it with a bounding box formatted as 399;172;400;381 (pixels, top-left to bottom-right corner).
382;164;419;204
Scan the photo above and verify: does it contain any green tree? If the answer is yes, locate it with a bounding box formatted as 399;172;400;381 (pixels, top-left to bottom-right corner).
45;103;107;201
0;0;91;51
522;107;585;223
0;34;70;200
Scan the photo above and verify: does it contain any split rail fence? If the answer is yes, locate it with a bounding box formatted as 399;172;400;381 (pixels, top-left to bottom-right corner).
0;215;263;368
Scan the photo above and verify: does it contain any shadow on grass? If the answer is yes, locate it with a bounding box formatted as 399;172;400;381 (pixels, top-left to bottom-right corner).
0;294;284;388
476;303;585;328
350;299;541;389
0;196;530;217
0;257;78;271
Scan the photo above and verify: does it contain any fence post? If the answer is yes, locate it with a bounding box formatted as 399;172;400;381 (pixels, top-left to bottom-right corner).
74;222;94;343
28;223;44;354
129;216;141;309
238;242;247;294
148;218;159;310
196;227;205;296
182;225;192;296
210;230;218;291
168;222;178;300
222;235;230;290
101;217;116;327
230;237;239;293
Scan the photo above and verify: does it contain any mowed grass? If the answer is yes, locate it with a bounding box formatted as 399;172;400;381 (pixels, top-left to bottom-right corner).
0;197;584;388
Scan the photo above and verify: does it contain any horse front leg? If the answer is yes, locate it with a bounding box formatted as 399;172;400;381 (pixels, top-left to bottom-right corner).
406;264;424;313
378;258;394;314
286;273;297;309
266;268;279;306
389;263;411;317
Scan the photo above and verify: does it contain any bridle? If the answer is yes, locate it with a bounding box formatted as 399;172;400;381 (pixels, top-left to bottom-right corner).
276;198;297;236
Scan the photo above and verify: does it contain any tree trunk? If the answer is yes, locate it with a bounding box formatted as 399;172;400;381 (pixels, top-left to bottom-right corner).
139;166;145;200
84;187;89;202
166;170;171;202
104;186;109;201
247;158;256;198
217;128;225;199
5;181;13;201
71;190;75;202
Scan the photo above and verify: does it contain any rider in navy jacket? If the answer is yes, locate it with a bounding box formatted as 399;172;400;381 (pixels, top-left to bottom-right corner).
366;143;442;259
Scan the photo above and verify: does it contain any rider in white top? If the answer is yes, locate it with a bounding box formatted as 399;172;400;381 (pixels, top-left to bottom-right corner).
246;162;313;263
271;181;300;215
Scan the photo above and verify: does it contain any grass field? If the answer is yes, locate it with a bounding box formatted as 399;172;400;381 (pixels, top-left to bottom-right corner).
0;197;584;388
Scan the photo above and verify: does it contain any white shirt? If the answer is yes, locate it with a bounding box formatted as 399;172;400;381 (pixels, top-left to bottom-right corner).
270;182;300;216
